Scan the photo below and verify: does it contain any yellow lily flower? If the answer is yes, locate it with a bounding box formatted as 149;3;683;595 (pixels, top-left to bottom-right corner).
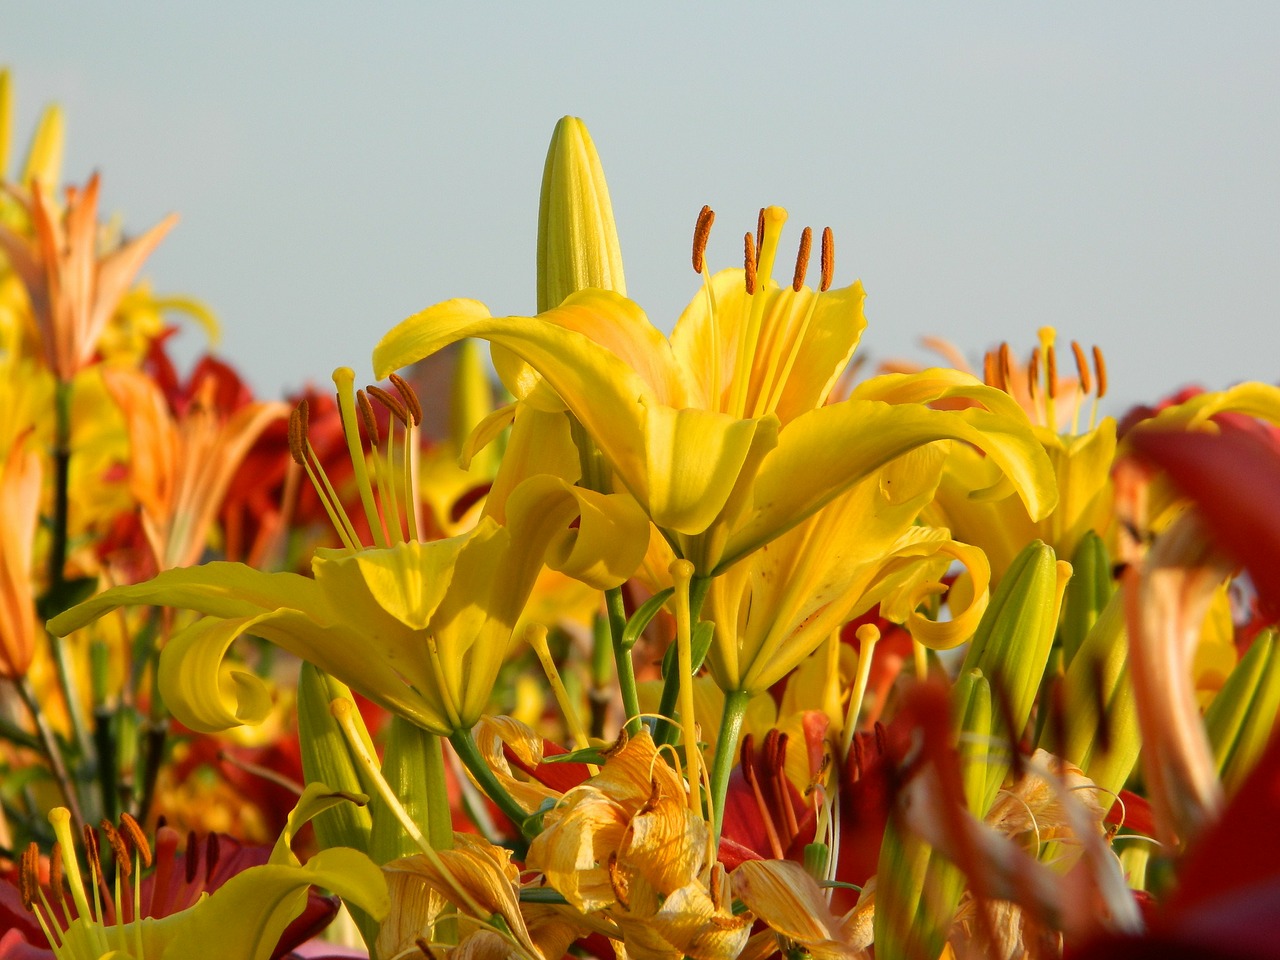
50;369;648;737
20;783;387;960
706;443;991;696
917;331;1115;580
374;208;1056;575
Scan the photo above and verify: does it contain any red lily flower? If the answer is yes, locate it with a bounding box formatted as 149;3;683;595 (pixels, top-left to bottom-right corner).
0;828;338;959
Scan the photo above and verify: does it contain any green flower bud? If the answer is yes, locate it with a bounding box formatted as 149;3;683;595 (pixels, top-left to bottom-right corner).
1060;531;1114;665
1051;591;1140;800
1205;627;1280;792
961;540;1070;760
537;116;625;313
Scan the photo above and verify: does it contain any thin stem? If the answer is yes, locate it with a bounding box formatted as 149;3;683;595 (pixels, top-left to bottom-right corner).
13;677;86;839
447;726;536;845
606;587;642;736
709;688;752;843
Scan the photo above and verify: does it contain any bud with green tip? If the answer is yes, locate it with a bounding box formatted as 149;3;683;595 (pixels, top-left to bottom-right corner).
537;116;626;313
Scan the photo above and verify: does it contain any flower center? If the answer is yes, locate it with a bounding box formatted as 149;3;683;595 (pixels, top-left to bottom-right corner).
982;327;1108;435
288;367;424;552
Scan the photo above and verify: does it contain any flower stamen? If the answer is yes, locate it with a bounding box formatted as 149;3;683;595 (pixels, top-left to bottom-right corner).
791;226;812;292
692;204;714;274
819;226;834;292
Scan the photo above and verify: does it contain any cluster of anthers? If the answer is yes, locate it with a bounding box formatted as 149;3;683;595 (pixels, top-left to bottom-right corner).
20;808;157;954
691;204;836;296
687;203;847;422
287;369;425;551
982;333;1109;434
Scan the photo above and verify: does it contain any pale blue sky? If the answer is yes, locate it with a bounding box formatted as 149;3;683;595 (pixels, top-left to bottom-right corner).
7;3;1280;412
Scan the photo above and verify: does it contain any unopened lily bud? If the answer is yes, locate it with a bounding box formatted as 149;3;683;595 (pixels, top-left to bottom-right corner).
961;540;1070;756
1204;627;1280;792
1060;531;1114;665
953;669;998;815
1051;591;1140;800
20;101;64;189
537;116;626;313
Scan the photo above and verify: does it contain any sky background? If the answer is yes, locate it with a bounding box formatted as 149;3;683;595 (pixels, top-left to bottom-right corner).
6;3;1279;415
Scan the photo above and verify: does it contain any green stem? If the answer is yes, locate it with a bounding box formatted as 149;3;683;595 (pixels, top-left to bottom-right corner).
44;382;92;760
448;727;536;845
423;732;454;851
606;587;642;735
13;677;86;839
47;381;72;598
709;688;752;843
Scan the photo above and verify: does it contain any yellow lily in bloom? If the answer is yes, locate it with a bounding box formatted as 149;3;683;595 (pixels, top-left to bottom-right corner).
375;207;1056;575
0;172;176;383
706;443;992;696
918;331;1115;580
20;783;387;960
50;369;648;737
100;365;287;572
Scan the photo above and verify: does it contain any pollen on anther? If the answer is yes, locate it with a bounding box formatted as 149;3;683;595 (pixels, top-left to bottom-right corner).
389;372;423;426
792;226;812;292
120;813;152;869
1071;341;1093;395
1045;345;1058;400
356;389;380;446
20;842;38;911
366;384;408;427
820;226;834;291
755;208;765;268
744;232;758;294
692;204;714;274
287;404;308;467
1092;345;1108;398
83;825;102;880
998;342;1013;392
101;819;131;879
1027;347;1041;400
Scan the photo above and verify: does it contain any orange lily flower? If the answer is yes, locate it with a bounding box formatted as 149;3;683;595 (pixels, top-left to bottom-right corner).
0;429;40;678
101;362;286;572
0;172;176;382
